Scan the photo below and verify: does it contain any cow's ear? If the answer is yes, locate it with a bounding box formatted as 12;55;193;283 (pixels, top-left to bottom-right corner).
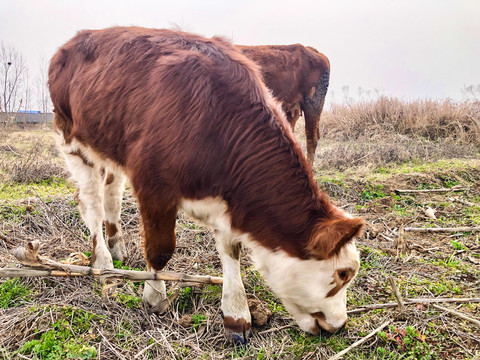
306;217;364;259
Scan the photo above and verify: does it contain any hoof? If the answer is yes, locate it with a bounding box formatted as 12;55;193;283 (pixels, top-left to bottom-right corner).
224;316;252;345
91;253;114;270
143;280;167;313
107;234;127;262
230;330;252;346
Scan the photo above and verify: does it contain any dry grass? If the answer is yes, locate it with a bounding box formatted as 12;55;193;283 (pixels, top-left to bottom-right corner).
310;98;480;171
0;98;479;359
321;97;480;145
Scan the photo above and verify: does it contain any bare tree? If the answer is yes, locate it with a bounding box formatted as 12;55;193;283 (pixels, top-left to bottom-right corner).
1;42;26;126
461;84;480;100
35;57;51;113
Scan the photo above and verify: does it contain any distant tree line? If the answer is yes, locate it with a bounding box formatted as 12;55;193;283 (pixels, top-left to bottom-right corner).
0;42;51;126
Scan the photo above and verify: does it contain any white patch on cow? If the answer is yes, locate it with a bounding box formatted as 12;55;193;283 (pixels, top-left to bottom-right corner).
56;135;113;269
243;238;360;333
180;197;230;231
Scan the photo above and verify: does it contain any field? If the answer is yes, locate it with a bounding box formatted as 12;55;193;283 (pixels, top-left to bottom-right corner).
0;97;479;359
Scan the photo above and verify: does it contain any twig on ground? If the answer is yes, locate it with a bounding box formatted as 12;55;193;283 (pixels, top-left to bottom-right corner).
347;297;480;315
388;276;405;311
448;197;476;207
394;187;468;194
328;320;393;360
258;324;296;335
395;224;407;258
432;304;480;328
379;233;395;242
404;226;480;233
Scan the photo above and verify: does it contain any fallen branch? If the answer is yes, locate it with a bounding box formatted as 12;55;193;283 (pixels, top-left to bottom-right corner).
347;297;480;315
3;241;223;285
432;304;480;328
394;187;468;194
404;226;480;233
0;267;223;284
328;319;393;360
448;197;476;207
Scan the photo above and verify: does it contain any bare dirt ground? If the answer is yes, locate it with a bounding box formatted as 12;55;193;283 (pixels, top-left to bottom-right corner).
0;119;479;359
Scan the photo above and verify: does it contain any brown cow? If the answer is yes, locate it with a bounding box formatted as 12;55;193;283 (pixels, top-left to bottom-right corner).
238;44;330;166
48;27;362;344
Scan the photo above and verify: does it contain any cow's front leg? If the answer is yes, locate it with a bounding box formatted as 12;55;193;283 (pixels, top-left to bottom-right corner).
215;230;251;345
138;204;177;312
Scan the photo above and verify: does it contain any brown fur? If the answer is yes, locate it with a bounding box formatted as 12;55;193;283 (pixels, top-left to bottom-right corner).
105;221;118;238
105;173;114;185
325;268;356;298
310;311;341;333
237;44;330;165
223;316;251;335
68;149;94;167
49;27;361;272
91;234;97;265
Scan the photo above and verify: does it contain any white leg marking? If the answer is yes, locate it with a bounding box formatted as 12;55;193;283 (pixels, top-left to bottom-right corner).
143;266;167;310
215;230;251;324
180;197;251;325
58;137;113;269
103;168;127;261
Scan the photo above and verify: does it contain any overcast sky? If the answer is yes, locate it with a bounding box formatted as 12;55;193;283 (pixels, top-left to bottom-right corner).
1;0;479;107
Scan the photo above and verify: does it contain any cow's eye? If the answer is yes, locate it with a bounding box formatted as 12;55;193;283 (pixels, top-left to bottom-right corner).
339;270;348;281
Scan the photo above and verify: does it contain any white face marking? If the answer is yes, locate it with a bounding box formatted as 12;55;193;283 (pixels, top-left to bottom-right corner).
243;238;360;333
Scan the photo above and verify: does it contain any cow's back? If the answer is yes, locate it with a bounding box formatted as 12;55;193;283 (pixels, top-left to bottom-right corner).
237;44;329;107
49;27;267;169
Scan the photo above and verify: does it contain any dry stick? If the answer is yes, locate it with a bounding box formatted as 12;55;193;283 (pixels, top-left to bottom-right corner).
404;226;480;233
432;304;480;328
448;197;476;207
394;187;468;194
5;241;223;285
347;297;480;315
328;319;392;360
388;276;405;311
0;266;223;285
258;324;297;335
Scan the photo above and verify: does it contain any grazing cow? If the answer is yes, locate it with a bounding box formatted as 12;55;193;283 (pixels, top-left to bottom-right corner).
237;44;330;166
49;27;363;344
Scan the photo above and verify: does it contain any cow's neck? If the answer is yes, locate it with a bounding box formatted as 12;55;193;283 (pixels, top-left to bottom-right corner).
222;110;331;259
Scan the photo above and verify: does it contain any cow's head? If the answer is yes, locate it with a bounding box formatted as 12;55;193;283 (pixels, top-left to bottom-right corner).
248;215;363;334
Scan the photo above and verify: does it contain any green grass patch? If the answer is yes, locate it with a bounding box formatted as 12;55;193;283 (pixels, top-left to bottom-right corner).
286;328;325;358
18;306;105;360
360;184;387;202
191;313;207;332
176;287;194;312
376;325;435;359
0;278;31;308
200;284;222;304
0;178;73;202
399;275;463;297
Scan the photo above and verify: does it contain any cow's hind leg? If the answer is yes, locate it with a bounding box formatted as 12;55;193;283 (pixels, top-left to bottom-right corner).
103;168;127;262
303;78;328;167
215;230;251;345
304;108;321;167
60;145;113;269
